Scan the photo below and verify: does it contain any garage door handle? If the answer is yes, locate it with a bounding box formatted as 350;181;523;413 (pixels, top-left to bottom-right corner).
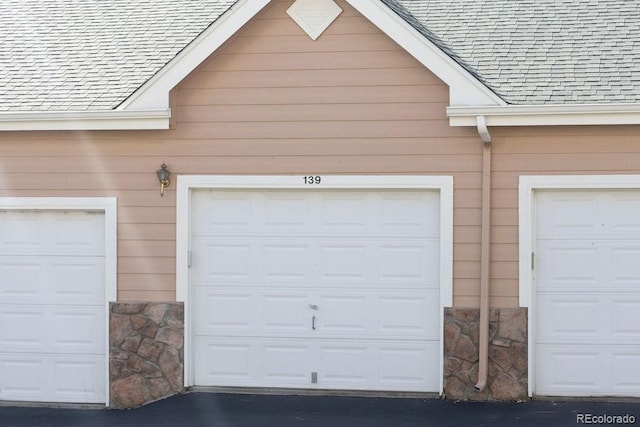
312;315;316;330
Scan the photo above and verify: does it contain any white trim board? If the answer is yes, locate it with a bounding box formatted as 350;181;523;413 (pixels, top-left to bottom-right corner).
344;0;503;107
0;110;171;131
0;0;502;131
518;174;640;397
118;0;272;111
0;196;117;406
176;175;454;393
121;0;502;112
448;103;640;127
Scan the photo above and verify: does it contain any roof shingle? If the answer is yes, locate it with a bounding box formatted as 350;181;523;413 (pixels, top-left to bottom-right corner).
1;0;639;110
0;0;237;112
394;0;640;104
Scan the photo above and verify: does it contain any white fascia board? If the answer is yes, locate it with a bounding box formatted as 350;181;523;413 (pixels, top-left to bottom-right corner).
0;109;170;131
448;103;640;126
345;0;504;107
119;0;271;111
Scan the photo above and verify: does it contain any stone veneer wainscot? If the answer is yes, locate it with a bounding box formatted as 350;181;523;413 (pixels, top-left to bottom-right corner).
109;302;184;408
443;308;528;401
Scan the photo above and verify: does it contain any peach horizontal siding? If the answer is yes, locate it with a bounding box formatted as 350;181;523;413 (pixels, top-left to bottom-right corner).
0;0;484;304
170;0;483;305
3;0;637;308
490;124;640;307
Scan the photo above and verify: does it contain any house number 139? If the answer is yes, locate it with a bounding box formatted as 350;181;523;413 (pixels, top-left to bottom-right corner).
304;176;322;185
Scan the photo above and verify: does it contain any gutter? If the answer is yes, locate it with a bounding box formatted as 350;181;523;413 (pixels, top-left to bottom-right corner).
0;109;171;131
475;115;491;392
448;103;640;127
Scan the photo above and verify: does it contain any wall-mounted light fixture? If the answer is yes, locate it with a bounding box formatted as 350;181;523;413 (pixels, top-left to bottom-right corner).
156;163;170;197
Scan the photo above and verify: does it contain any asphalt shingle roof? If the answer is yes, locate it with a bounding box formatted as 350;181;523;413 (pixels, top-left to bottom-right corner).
394;0;640;105
1;0;639;111
0;0;237;112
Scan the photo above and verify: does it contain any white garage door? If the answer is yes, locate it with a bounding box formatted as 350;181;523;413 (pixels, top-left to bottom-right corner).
0;211;106;403
191;189;441;392
535;190;640;397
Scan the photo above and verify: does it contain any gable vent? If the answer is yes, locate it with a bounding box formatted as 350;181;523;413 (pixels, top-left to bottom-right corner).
286;0;343;40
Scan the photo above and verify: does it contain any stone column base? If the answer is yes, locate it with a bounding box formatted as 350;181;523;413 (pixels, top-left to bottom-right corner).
444;307;528;401
109;302;184;408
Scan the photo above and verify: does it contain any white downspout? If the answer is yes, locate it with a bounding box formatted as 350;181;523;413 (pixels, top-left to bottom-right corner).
475;115;491;391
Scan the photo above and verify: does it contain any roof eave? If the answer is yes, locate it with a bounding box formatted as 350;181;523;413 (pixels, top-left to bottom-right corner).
448;104;640;127
118;0;271;111
120;0;505;112
0;109;171;131
346;0;505;107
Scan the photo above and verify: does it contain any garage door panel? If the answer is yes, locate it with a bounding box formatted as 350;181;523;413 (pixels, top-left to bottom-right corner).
49;259;105;304
198;242;253;280
264;244;312;279
194;289;316;336
191;239;311;283
538;191;640;239
0;261;46;300
611;247;640;283
536;346;603;395
379;291;440;338
194;338;313;387
536;295;602;342
537;194;600;239
612;352;640;393
0;354;105;403
613;299;640;337
0;211;104;256
537;293;640;344
192;189;441;393
0;257;104;305
0;357;47;399
318;341;439;391
0;213;42;253
263;294;310;332
320;244;369;281
536;244;600;286
610;194;640;234
0;309;45;349
193;289;255;333
194;340;254;384
379;345;437;390
263;194;310;229
318;345;369;387
261;343;313;385
0;305;104;353
378;241;439;284
195;287;437;340
537;241;640;290
379;193;440;236
0;210;106;403
191;192;253;233
537;345;640;397
50;213;105;255
192;238;437;288
317;295;366;333
319;195;367;232
49;308;105;352
51;357;105;402
195;338;438;392
192;190;440;238
536;190;640;397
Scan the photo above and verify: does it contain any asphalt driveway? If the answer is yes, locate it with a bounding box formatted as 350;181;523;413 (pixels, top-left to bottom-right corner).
0;392;638;427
